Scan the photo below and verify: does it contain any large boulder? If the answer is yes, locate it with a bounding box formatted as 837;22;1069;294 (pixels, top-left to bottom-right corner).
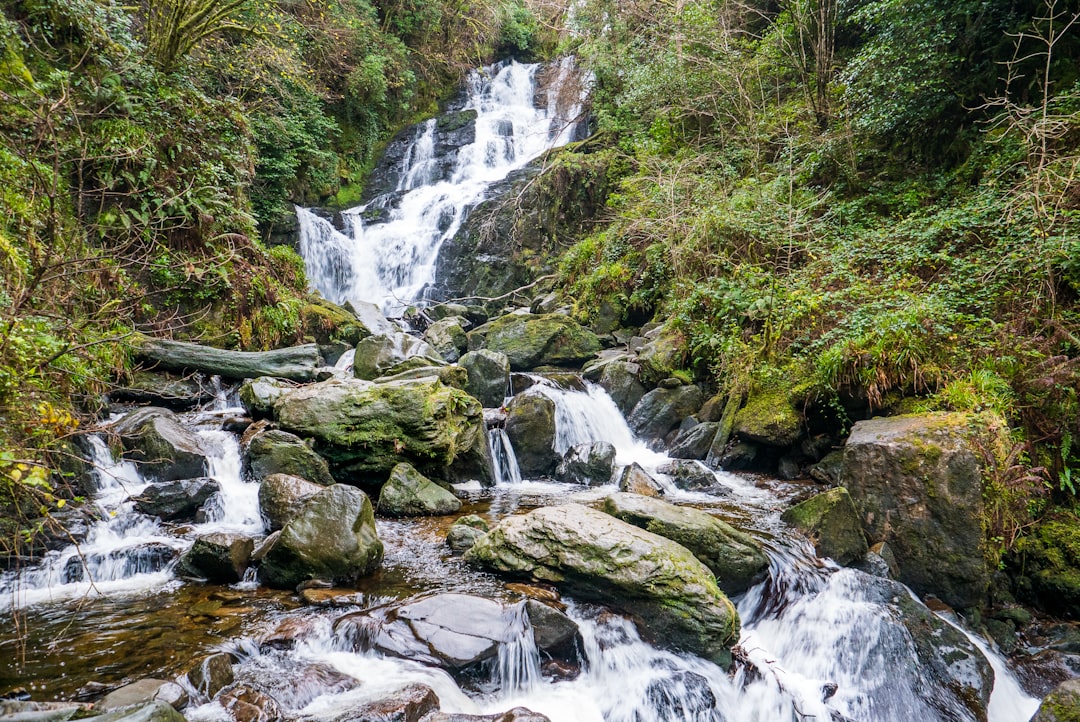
732;388;802;448
669;422;720;460
467;313;601;371
781;487;868;566
377;462;462;517
1033;679;1080;722
273;377;492;485
504;394;558;477
601;492;769;594
424;318;469;363
554;441;615;486
446;515;490;553
136;337;324;382
335;593;579;675
238;377;295;419
97;679;188;712
466;504;741;665
597;359;647;416
656;460;722;492
111;407;210;481
300;297;375;346
460;349;510;408
243;429;336;487
132;477;219;521
259;484;383;588
841;413;991;609
258;473;324;531
353;332;444;381
627;386;704;446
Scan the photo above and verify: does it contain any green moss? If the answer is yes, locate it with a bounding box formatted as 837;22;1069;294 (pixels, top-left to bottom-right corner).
732;387;802;447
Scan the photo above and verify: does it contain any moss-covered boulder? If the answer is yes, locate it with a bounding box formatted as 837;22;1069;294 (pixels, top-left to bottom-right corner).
467;313;601;370
505;393;558;477
243;428;336;486
239;376;295;419
423;318;469;363
353;332;445;381
840;413;991;609
732;388;802;448
601;492;769;594
111;407;210;481
273;377;492;485
635;327;688;385
781;487;868;566
447;514;490;553
258;473;324;531
259;484;383;588
1034;679;1080;722
300;297;373;346
377;462;461;517
1011;516;1080;618
465;504;741;666
627;385;704;446
460;349;510;407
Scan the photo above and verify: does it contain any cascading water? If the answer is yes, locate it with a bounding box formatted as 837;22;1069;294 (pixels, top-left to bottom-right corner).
488;428;523;486
297;59;585;314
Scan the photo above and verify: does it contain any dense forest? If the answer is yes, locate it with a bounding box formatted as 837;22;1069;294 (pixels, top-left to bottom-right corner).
1;0;1079;624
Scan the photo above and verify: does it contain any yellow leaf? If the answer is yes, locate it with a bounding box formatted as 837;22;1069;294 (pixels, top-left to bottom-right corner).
56;499;66;509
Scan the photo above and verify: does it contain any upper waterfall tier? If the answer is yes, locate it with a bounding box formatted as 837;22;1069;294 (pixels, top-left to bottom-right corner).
298;59;586;315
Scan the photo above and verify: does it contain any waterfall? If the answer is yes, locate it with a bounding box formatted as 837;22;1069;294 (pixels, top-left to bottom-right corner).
488;428;523;486
495;601;542;694
297;59;586;315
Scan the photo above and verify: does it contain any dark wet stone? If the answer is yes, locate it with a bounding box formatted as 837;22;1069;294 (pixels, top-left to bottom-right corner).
133;478;219;521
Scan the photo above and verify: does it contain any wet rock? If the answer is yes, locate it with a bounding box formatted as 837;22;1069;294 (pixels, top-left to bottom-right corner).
635;327;687;385
133;477;219;521
424;318;469;363
111;407;210;481
92;701;187;722
841;413;992;609
0;701;89;721
857;541;900;579
601;492;769;594
337;594;576;674
732;388;802;448
217;685;283;722
428;708;551;722
776;454;801;480
554;442;615;486
136;338;324;382
373;364;468;390
239;377;296;419
656;460;723;493
244;429;336;487
525;600;582;660
467;313;601;371
1034;679;1080;722
353;332;444;381
110;371;215;410
718;440;758;471
505;394;557;477
259;616;323;650
377;462;462;517
466;504;741;666
97;679;188;712
809;449;844;485
668;422;720;460
447;515;490;553
781;487;868;566
460;350;510;408
644;671;717;721
617;463;664;497
274;377;492;485
259;484;383;589
187;652;234;699
1010;517;1080;618
62;543;178;584
343;683;439;722
597;359;646;416
258;473;325;531
627;386;704;446
179;532;254;583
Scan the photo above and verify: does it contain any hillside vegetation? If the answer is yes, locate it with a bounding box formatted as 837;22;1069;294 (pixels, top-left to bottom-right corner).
547;0;1080;576
0;0;547;556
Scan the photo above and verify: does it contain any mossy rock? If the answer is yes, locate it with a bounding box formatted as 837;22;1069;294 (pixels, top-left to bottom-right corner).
781;487;868;566
377;462;462;517
636;326;688;384
505;393;558;477
300;298;372;346
244;429;336;487
1012;515;1080;618
1033;679;1080;722
274;377;492;485
732;387;802;448
467;313;601;371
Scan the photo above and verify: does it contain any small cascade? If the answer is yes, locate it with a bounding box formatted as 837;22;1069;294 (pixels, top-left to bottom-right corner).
495;601;542;694
0;436;179;610
297;59;586;314
193;429;263;536
488;428;523;486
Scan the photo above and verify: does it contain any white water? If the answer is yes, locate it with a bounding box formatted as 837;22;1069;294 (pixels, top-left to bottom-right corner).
297;59;585;315
489;428;524;486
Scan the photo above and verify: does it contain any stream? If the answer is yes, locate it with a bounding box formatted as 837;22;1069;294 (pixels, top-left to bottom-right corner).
0;59;1043;722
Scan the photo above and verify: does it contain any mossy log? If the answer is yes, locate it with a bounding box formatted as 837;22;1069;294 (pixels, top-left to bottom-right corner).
136;338;324;381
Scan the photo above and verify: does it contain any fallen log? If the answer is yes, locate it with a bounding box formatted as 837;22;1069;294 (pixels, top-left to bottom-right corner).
136;338;324;382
